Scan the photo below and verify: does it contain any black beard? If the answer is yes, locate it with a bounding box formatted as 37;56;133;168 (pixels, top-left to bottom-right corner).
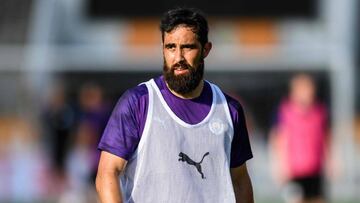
163;60;204;95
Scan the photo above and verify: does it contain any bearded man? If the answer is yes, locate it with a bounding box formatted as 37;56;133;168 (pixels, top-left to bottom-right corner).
96;7;254;203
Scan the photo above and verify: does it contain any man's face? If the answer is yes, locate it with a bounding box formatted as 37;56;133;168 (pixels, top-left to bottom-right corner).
162;25;210;95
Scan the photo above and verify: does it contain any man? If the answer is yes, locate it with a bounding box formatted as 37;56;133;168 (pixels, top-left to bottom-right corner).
269;74;330;203
96;7;254;203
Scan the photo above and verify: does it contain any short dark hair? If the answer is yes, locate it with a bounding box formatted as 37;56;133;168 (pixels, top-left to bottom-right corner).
160;7;209;46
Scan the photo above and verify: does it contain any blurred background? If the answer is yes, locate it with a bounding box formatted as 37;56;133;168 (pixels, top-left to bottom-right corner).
0;0;359;202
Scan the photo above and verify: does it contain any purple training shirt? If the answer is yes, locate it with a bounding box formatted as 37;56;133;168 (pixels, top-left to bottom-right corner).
98;75;253;168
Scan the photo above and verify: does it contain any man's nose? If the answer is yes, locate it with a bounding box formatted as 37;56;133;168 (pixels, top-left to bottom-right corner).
174;49;184;63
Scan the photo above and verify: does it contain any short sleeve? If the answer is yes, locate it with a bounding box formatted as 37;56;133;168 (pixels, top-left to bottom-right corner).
225;94;253;168
98;84;148;160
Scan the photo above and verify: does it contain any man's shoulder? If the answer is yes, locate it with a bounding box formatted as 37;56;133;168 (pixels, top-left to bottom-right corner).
206;82;244;114
125;76;162;97
116;76;162;110
126;83;149;99
115;82;149;108
222;91;244;112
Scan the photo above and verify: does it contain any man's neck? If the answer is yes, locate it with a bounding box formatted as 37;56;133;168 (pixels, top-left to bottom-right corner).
166;80;204;99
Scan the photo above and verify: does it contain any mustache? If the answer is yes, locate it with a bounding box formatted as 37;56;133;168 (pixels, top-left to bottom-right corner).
171;61;192;69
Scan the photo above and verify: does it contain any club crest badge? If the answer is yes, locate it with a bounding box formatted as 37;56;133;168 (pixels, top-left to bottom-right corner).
209;119;227;135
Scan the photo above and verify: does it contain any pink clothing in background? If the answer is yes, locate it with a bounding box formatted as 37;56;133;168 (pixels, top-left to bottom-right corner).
277;99;328;178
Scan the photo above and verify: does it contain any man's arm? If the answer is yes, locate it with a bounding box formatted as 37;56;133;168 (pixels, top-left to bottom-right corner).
230;163;254;203
96;151;127;203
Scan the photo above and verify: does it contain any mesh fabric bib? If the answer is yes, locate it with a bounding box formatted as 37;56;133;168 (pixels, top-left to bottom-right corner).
121;79;236;203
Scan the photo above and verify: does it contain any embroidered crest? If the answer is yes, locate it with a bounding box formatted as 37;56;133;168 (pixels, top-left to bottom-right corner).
209;119;227;135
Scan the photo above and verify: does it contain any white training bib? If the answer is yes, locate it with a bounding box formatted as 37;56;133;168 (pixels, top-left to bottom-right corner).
120;79;235;203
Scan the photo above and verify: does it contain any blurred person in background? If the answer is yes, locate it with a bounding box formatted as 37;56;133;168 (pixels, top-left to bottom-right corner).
75;83;111;182
61;120;100;203
0;117;51;202
53;82;110;203
96;7;254;203
269;73;330;203
41;81;75;193
59;82;110;203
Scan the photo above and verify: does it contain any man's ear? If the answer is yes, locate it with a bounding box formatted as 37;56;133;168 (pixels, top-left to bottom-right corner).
202;42;212;58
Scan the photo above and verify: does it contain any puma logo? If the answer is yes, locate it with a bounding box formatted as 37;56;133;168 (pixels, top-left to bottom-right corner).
178;152;210;179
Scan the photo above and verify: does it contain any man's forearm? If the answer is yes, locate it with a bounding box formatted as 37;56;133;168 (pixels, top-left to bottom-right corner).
231;164;254;203
96;171;123;203
233;175;254;203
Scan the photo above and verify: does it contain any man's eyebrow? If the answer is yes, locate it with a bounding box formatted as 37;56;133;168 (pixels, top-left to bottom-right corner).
180;43;197;49
164;43;198;49
164;43;175;48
